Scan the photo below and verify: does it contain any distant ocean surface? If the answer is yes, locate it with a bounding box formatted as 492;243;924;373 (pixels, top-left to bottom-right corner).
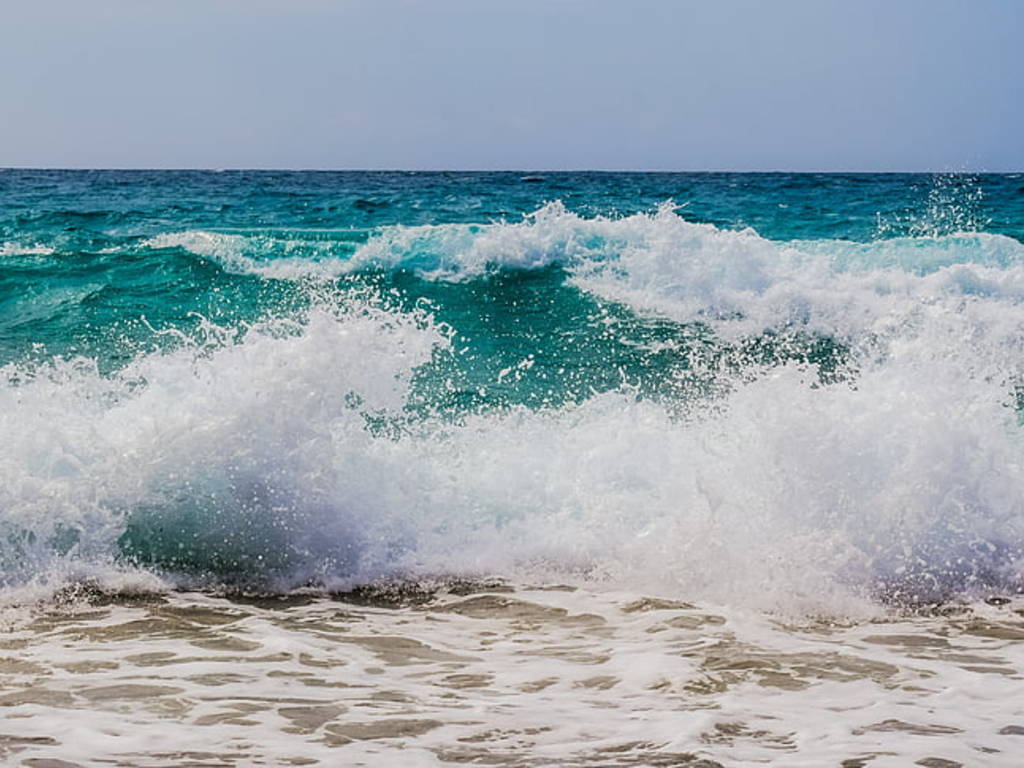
3;170;1024;766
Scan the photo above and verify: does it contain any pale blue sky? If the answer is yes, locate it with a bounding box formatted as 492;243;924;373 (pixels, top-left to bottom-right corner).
3;0;1021;171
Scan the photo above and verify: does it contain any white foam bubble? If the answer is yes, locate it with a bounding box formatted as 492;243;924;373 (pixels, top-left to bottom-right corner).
0;241;56;256
143;208;1024;352
1;287;1021;614
7;207;1024;614
0;297;445;591
345;203;1024;364
5;589;1023;765
141;231;355;279
353;202;1024;338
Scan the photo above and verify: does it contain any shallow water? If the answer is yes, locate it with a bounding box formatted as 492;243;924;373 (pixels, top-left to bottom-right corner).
2;585;1023;767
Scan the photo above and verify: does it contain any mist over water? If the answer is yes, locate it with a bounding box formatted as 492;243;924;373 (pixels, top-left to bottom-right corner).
3;170;1024;615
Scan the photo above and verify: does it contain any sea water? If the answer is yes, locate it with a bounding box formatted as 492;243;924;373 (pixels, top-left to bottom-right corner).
1;170;1023;766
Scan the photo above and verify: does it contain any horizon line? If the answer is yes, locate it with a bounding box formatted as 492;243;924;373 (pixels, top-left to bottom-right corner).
1;166;1021;175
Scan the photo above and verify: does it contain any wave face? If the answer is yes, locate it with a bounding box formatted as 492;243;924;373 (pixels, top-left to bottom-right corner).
2;169;1024;614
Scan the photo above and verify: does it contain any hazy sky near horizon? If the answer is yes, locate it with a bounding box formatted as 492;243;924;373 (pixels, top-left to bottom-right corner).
3;0;1022;171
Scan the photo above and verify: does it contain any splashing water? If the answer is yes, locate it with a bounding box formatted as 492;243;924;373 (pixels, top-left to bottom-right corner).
2;170;1024;617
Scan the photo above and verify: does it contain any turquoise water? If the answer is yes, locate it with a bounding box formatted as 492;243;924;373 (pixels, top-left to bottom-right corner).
3;170;1024;609
3;171;1015;397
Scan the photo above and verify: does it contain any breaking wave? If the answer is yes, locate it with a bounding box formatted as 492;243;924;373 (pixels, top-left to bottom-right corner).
4;202;1024;615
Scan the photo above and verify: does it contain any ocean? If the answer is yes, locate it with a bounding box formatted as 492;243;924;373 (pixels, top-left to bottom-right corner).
1;169;1023;766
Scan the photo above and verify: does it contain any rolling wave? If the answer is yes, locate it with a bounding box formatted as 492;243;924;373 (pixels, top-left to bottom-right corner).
3;202;1024;614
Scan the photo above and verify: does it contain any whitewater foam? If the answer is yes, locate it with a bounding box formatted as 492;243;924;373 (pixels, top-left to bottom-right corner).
2;290;1022;614
148;203;1024;345
0;241;56;256
6;201;1024;614
0;298;444;595
7;588;1023;767
141;231;360;279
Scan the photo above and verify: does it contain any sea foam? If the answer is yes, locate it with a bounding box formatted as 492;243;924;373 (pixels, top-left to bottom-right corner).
2;291;1023;613
5;203;1024;613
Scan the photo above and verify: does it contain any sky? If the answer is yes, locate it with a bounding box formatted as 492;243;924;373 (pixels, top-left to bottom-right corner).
2;0;1022;171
